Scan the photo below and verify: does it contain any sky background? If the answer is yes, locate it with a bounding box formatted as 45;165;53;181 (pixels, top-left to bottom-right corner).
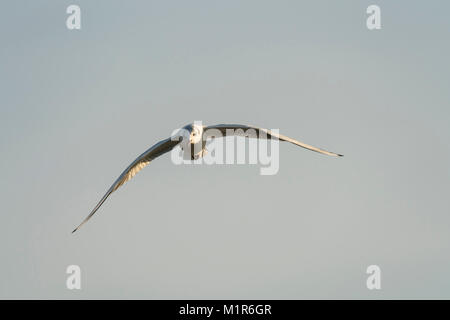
1;1;449;299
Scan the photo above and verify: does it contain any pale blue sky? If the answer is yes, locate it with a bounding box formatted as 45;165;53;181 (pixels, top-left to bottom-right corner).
1;1;449;298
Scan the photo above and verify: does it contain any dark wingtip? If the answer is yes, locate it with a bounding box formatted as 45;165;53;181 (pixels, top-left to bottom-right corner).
72;228;78;234
338;154;344;157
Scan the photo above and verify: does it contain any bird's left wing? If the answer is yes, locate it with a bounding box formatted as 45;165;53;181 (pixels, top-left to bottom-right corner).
72;137;181;233
204;124;343;157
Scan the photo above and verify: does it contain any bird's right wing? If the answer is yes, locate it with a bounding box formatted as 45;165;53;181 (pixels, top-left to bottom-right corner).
72;137;181;233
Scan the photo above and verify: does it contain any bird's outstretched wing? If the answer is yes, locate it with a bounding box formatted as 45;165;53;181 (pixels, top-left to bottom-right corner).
204;124;343;157
72;137;181;233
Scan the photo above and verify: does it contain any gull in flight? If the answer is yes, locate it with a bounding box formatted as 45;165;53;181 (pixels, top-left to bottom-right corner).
72;123;343;233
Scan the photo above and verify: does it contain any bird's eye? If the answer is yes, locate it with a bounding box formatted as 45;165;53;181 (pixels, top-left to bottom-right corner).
193;132;196;136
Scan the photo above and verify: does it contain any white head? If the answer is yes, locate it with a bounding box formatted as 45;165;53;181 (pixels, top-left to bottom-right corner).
189;123;203;144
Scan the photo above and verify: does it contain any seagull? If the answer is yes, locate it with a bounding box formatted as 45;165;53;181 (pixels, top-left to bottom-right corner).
72;123;343;233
